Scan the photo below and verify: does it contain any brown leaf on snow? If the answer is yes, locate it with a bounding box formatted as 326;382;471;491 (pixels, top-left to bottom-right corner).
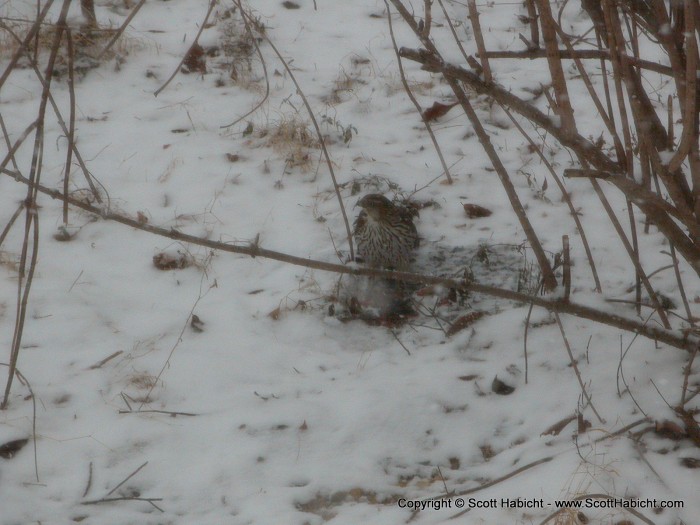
680;457;700;468
654;420;686;440
446;311;484;336
577;412;591;433
190;314;205;333
181;43;206;74
463;203;493;218
541;415;577;436
153;252;192;270
491;375;515;395
479;444;495;460
423;101;458;122
0;438;29;459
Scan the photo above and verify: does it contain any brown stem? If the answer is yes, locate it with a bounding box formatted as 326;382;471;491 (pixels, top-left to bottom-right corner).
536;0;577;138
562;235;571;301
239;6;355;261
389;0;557;290
422;0;432;38
0;0;54;89
436;0;470;63
446;77;558;291
587;178;671;328
385;0;452;184
3;0;71;410
220;1;270;129
4;167;698;353
526;0;539;47
63;29;75;225
467;0;492;82
0;23;101;201
399;47;700;275
479;49;673;76
154;0;217;97
502;106;602;292
555;312;605;423
96;0;147;60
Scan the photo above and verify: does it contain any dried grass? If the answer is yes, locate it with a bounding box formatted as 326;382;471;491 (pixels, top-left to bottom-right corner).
0;18;144;75
259;115;319;172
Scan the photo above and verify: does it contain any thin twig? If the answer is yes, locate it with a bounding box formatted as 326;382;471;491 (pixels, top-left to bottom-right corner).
428;456;553;500
398;46;700;274
681;346;699;406
140;270;216;408
466;0;492;82
239;4;355;260
562;235;570;301
422;0;432;38
665;2;698;175
154;0;217;97
669;244;693;326
87;350;123;370
501;105;601;292
390;330;411;355
535;0;576;137
82;496;164;512
82;462;93;498
0;112;21;174
105;461;149;497
3;167;699;353
3;0;71;409
384;1;452;184
119;409;198;416
220;0;270;129
555;313;605;423
593;416;650;442
0;120;39;175
13;367;39;482
615;328;648;417
63;28;75;225
436;0;470;62
587;178;670;328
0;0;55;89
479;48;672;76
0;203;25;248
96;0;147;60
601;0;642;317
0;23;101;200
525;0;539;47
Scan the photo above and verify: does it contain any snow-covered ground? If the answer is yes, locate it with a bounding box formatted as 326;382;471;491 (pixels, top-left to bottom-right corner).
1;1;698;523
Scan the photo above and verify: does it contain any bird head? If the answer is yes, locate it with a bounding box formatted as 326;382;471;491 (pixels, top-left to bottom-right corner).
356;194;393;219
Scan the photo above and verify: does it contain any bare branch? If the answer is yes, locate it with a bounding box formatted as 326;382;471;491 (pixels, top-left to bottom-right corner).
3;167;698;353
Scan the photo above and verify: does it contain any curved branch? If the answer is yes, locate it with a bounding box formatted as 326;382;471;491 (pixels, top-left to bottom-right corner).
2;167;698;354
154;0;217;97
238;3;355;260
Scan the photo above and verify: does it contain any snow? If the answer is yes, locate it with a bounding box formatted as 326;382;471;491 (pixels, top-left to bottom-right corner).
0;1;698;524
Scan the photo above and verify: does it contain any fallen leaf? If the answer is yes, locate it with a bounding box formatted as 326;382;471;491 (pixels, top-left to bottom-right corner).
423;101;459;122
446;311;484;336
181;43;206;74
491;375;515;395
0;438;29;459
541;414;577;436
463;203;493;218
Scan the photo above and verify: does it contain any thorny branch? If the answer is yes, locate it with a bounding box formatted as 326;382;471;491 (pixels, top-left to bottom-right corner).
2;166;698;354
